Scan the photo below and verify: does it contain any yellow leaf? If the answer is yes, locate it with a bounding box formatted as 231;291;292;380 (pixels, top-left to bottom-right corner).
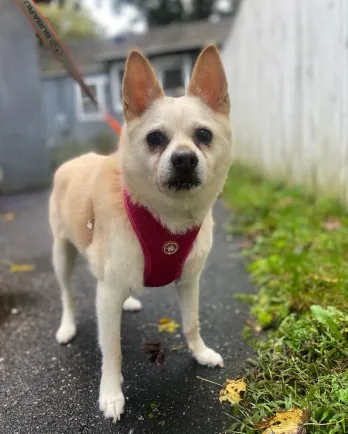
2;212;15;222
311;274;338;283
255;408;311;434
219;379;247;405
158;317;180;333
278;197;293;207
10;264;35;273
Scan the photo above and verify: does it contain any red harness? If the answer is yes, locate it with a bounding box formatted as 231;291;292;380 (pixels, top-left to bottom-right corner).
123;190;201;288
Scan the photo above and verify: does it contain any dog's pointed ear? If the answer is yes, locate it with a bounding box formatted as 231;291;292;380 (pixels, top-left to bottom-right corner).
122;50;164;121
187;45;230;115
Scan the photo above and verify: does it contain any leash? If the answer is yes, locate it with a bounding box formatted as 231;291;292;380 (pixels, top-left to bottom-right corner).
13;0;122;136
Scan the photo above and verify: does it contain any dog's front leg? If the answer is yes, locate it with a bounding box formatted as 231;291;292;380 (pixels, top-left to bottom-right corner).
96;280;128;422
176;275;224;368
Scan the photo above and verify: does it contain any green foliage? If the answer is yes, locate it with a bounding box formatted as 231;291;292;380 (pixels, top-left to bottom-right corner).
120;0;241;26
310;305;345;341
223;165;348;433
237;311;348;433
38;0;101;41
225;165;348;327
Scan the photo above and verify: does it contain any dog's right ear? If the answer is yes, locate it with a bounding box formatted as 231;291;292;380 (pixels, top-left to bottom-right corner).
187;45;230;115
122;50;164;121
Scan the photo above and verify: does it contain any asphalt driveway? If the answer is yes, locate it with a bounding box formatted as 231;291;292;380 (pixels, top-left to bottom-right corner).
0;190;254;434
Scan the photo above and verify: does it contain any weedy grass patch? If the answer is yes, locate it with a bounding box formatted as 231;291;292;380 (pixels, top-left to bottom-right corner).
222;165;348;433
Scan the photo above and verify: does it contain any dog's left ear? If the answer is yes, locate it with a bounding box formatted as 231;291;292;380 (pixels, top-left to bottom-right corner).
122;50;164;121
187;45;230;115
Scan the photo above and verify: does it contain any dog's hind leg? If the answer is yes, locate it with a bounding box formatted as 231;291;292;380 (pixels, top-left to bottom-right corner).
53;238;78;344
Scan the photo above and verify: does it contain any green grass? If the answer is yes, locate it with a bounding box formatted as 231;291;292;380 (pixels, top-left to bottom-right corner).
223;165;348;433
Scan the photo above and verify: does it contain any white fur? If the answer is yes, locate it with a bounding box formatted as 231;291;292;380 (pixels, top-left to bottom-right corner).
51;49;233;423
97;280;127;421
53;239;77;344
121;96;232;233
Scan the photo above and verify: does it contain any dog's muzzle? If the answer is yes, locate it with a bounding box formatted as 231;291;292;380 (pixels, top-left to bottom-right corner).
167;149;201;191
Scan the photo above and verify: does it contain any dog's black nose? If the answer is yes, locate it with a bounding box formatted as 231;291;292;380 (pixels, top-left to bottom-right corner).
171;150;198;172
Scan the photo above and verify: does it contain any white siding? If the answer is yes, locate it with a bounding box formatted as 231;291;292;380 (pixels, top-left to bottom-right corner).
223;0;348;201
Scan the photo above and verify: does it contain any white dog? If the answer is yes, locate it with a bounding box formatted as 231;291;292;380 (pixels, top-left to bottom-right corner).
49;45;233;422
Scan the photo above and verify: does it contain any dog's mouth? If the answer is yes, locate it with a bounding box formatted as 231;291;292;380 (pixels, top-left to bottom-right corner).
166;174;201;191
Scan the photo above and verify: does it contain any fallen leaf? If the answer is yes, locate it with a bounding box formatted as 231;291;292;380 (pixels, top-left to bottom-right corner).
142;339;165;366
310;274;338;283
239;240;253;250
219;378;247;405
10;264;35;273
322;217;342;231
242;230;263;247
255;408;311;434
168;344;186;352
245;319;262;333
2;212;15;222
278;197;293;207
158;317;180;333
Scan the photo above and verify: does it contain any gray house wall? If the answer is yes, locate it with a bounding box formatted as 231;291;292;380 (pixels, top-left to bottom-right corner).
41;50;200;148
0;0;51;193
42;75;116;149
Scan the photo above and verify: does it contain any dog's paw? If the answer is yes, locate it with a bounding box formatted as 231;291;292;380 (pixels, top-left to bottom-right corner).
194;347;224;368
55;323;76;345
99;391;125;422
123;296;142;312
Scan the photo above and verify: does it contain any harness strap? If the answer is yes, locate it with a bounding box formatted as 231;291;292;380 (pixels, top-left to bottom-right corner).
123;190;201;288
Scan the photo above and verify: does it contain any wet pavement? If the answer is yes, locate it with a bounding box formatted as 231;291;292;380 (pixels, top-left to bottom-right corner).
0;190;255;434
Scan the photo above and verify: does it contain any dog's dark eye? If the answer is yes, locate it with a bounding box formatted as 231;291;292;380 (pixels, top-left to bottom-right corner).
146;130;168;148
194;128;213;146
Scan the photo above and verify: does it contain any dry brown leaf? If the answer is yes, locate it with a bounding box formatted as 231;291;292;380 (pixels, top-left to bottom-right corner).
142;339;165;366
322;217;342;231
239;240;253;250
255;408;311;434
219;378;247;405
245;319;262;333
10;264;35;273
2;212;15;222
158;317;180;333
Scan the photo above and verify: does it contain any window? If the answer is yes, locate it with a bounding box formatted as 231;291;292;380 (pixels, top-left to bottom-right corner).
157;55;192;97
81;84;98;114
76;76;108;122
110;56;192;113
117;69;125;102
162;68;185;97
111;66;125;113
